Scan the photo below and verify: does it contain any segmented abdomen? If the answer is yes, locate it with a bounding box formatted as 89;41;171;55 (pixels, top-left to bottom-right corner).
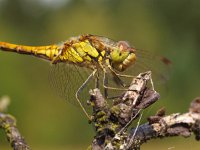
0;42;60;61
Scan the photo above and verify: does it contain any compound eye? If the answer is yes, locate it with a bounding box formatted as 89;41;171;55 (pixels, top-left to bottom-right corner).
117;41;129;51
117;41;135;53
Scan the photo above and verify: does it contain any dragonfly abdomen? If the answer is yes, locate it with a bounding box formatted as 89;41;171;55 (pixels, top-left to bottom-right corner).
0;42;60;61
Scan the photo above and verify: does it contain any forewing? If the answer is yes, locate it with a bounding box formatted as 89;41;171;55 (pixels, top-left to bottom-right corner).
123;49;171;90
49;63;94;109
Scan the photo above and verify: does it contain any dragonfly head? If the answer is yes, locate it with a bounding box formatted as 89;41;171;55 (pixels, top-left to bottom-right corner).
110;41;136;72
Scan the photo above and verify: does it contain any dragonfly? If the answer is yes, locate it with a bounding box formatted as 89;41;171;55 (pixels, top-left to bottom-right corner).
0;34;171;119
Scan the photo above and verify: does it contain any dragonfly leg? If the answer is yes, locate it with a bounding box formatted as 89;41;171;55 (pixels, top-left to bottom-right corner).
149;71;155;90
104;72;109;98
76;69;97;120
103;72;124;99
95;71;100;89
108;65;136;78
103;71;129;92
100;63;130;98
115;70;154;91
108;67;126;88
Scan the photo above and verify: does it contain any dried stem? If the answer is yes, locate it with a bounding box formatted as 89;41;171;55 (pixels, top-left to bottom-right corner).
0;96;30;150
88;72;200;150
128;97;200;149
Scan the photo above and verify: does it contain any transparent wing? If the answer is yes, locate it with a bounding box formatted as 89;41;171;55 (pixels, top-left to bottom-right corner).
49;63;94;109
122;49;171;90
48;47;171;111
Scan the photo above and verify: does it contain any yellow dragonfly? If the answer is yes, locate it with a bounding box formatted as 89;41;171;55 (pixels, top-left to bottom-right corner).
0;34;170;119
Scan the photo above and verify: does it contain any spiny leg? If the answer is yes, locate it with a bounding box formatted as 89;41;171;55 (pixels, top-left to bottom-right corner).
103;71;127;99
95;71;100;89
109;67;126;88
108;65;136;78
103;70;154;98
108;65;155;90
103;71;108;98
108;65;136;88
103;71;129;94
100;63;131;98
148;71;155;90
76;69;97;120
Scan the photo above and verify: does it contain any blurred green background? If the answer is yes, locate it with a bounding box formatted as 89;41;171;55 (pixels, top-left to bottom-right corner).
0;0;200;149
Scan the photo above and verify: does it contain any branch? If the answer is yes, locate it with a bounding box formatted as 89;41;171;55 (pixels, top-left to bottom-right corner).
0;96;30;150
88;72;200;150
128;98;200;149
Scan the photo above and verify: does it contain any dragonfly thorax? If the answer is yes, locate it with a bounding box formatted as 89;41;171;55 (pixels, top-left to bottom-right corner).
54;35;137;72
